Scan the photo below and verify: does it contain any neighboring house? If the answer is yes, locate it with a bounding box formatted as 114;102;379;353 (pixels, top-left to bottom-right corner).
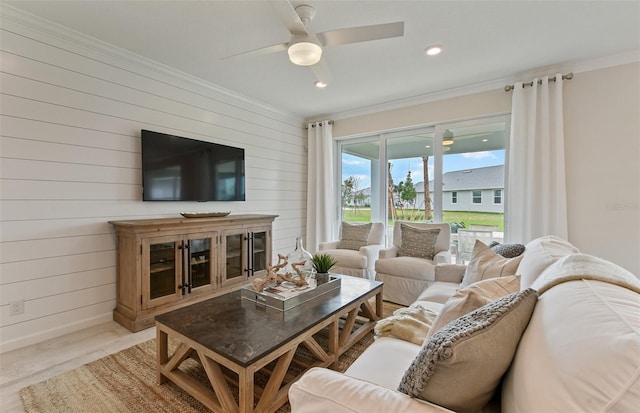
422;165;504;213
384;165;505;214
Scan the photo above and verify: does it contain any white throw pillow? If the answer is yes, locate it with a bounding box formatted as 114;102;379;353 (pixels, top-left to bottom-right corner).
516;235;579;289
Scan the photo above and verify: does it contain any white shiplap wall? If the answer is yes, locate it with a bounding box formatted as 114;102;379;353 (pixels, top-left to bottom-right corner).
0;7;307;352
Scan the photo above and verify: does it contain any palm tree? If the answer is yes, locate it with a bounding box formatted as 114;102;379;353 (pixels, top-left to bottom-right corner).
422;156;432;221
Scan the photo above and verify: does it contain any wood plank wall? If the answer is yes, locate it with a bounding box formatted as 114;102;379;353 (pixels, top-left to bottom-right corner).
0;7;307;352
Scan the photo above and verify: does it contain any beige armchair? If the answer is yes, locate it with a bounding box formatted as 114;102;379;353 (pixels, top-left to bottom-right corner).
375;222;451;305
318;222;385;280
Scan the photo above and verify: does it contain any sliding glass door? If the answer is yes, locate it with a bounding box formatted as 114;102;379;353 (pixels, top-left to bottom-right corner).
337;114;510;252
384;128;435;246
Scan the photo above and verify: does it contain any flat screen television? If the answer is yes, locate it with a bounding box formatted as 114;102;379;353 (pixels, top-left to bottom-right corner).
141;130;245;201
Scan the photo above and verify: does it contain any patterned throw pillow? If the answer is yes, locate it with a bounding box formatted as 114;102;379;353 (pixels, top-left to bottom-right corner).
397;224;441;260
426;275;521;339
489;241;526;258
398;289;538;413
460;240;523;287
337;222;372;250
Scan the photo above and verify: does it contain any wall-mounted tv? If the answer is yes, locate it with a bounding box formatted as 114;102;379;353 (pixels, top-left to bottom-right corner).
141;130;245;201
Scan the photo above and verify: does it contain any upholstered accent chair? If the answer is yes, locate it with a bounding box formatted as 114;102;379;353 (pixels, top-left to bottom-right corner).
318;222;385;280
375;222;452;305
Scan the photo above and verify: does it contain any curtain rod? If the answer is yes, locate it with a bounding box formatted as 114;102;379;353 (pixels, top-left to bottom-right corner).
305;120;334;129
504;72;573;92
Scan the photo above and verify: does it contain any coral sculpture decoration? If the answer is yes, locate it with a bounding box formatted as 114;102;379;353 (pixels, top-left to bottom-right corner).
250;254;309;292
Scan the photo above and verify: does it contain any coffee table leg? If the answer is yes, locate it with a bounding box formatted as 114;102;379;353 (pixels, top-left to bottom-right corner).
329;318;339;369
157;327;168;384
376;290;383;318
238;368;255;413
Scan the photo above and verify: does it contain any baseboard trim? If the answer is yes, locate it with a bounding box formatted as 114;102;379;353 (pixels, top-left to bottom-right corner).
0;313;113;354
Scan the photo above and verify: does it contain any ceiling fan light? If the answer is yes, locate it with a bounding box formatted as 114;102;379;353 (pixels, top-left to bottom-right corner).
425;45;442;56
442;129;454;145
288;41;322;66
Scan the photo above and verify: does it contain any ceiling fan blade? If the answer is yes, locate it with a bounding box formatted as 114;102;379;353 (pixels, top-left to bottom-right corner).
221;42;288;60
310;57;333;84
272;0;308;36
317;21;404;47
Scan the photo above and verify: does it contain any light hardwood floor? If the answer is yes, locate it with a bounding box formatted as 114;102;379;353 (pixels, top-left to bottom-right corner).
1;298;401;412
0;321;155;412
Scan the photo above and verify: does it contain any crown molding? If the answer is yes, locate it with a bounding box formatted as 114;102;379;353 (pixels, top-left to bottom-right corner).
312;49;640;123
0;4;303;126
504;49;640;85
314;77;506;122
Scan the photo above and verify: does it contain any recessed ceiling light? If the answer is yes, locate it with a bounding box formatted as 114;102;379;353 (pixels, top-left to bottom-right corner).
425;45;442;56
482;138;489;142
425;145;431;149
314;81;327;88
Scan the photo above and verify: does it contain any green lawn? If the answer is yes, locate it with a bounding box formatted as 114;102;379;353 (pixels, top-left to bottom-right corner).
342;208;504;231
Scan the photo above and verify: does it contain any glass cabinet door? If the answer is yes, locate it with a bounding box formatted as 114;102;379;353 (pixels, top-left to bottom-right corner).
221;228;271;286
149;241;177;300
188;237;212;289
225;233;245;281
252;231;268;275
143;236;182;309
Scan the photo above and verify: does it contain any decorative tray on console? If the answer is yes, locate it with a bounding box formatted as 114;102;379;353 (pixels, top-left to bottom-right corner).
241;274;341;312
180;211;230;218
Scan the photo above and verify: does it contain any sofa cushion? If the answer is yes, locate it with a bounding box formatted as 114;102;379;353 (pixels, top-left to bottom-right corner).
398;224;440;260
376;256;437;281
415;282;460;305
502;280;640;412
398;289;538;413
489;241;526;258
460;240;523;287
345;336;422;390
319;248;367;268
337;222;372;250
426;276;521;339
516;235;579;289
531;253;640;295
289;368;454;413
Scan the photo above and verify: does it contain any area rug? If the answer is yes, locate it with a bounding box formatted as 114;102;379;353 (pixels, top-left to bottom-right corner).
20;301;403;413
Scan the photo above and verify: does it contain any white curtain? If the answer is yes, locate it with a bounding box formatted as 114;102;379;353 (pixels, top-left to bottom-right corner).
306;120;335;253
506;74;568;243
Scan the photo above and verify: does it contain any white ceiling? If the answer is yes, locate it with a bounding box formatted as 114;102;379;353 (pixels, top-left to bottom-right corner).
4;1;640;119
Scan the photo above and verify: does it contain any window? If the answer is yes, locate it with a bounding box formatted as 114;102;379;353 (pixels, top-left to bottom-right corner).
339;139;380;225
337;115;509;248
494;189;502;204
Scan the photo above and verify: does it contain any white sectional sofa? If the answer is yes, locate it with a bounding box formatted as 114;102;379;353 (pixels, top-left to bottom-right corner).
289;236;640;412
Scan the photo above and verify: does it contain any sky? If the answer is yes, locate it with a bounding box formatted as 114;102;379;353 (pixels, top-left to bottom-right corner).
342;150;505;189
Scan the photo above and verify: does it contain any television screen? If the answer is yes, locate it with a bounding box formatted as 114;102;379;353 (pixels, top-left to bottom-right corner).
141;130;245;201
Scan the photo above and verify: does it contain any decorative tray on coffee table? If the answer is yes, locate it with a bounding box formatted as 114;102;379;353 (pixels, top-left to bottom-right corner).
180;212;230;218
241;274;341;312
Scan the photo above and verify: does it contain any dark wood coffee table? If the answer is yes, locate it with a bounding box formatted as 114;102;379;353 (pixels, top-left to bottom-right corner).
155;275;382;413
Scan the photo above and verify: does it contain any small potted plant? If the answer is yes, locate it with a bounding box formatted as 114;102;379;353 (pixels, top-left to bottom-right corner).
311;253;337;282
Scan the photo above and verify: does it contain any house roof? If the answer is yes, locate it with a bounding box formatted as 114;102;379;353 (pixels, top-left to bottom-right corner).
359;164;504;196
417;164;504;192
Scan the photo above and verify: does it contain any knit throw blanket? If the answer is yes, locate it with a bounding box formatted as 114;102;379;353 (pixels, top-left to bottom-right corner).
374;304;439;346
531;253;640;295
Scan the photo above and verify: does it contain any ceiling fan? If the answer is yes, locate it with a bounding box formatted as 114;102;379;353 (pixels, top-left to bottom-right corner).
223;1;404;84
